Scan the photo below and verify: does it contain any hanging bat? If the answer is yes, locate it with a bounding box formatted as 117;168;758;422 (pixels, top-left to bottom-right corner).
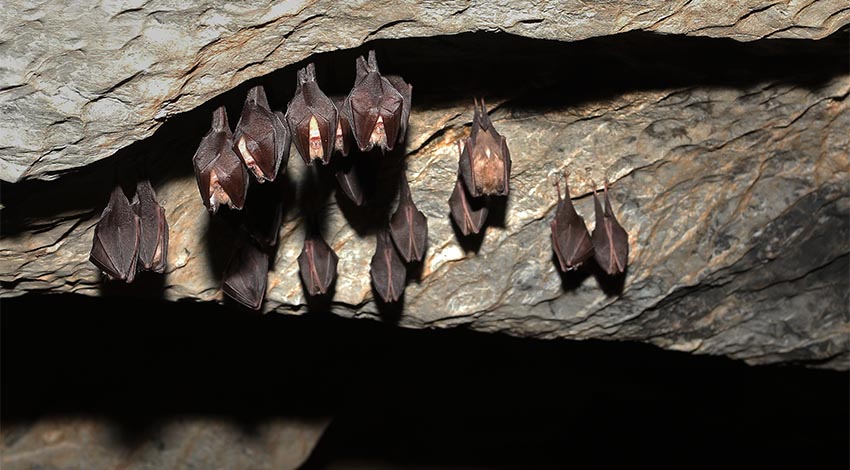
448;175;489;236
193;106;249;213
133;179;169;273
344;50;411;152
334;157;364;206
331;96;353;157
370;230;406;303
550;173;593;272
233;85;291;182
389;172;427;262
223;236;270;310
591;179;629;276
297;234;339;296
458;98;511;197
286;63;337;165
90;185;140;282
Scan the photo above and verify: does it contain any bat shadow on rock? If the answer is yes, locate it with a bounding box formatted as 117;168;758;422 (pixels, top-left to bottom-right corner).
550;252;592;292
375;292;405;325
99;270;166;300
588;260;628;297
334;147;406;237
449;217;486;254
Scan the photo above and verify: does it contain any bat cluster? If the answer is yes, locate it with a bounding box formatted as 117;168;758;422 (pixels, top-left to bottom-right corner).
449;99;512;235
550;173;629;276
90;180;169;282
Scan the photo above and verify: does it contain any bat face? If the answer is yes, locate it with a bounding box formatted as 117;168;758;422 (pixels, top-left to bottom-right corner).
331;96;353;157
370;230;407;303
344;50;410;152
90;185;141;282
134;179;169;273
193;106;250;213
389;173;428;263
458;99;511;197
448;176;489;236
297;235;339;296
286;63;337;165
223;236;269;310
550;174;592;271
591;180;629;275
233;86;291;182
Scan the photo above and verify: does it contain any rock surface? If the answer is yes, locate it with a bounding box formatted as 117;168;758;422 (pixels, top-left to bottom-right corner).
2;0;849;182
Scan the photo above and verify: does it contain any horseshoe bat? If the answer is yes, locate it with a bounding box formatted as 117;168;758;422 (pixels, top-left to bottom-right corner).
331;96;353;157
334;157;364;206
370;230;406;303
448;175;489;236
389;172;427;262
591;180;629;276
297;234;339;296
550;173;592;272
286;63;337;165
133;179;169;273
233;85;291;182
193;106;249;213
223;235;270;310
458;98;511;197
344;50;411;152
90;185;140;282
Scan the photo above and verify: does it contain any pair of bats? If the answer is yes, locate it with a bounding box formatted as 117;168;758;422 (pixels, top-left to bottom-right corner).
449;99;512;236
90;180;169;282
550;174;629;276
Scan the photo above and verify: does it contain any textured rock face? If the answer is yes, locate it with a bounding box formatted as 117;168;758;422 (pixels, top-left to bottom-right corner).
1;0;849;182
1;6;848;371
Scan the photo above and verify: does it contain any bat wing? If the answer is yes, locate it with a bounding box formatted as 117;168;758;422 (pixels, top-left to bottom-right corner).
448;176;488;236
370;230;407;302
90;186;141;282
591;185;629;275
385;75;412;145
457;138;480;198
389;174;428;262
272;111;292;171
223;237;269;310
377;77;405;151
334;158;364;206
331;96;353;157
346;73;382;152
550;180;592;271
234;86;285;181
134;179;168;273
498;134;511;196
193;107;249;212
286;65;337;165
297;236;339;296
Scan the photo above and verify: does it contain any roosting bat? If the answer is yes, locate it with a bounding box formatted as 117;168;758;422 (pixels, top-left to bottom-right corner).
331;96;353;157
90;185;140;282
448;175;489;236
297;234;339;296
389;172;427;263
334;157;364;206
233;85;291;182
370;230;406;303
193;106;249;213
286;63;337;165
223;235;270;310
458;98;511;197
344;50;411;152
591;180;629;276
550;173;592;272
133;179;169;273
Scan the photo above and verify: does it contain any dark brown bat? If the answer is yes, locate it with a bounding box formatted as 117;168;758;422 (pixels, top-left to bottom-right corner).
90;185;140;282
448;175;489;236
389;172;427;263
458;98;511;197
344;50;410;152
370;230;406;303
331;96;353;157
591;180;629;275
193;106;249;213
233;85;291;182
223;236;270;310
297;234;339;296
133;179;169;273
550;173;593;272
286;63;337;165
334;158;364;206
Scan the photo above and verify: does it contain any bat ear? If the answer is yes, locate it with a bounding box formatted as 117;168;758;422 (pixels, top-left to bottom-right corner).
367;50;379;71
211;106;230;132
603;179;615;216
246;86;269;108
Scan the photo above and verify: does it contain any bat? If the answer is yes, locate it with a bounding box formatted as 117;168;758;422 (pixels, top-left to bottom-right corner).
133;179;169;273
286;63;337;165
297;234;339;296
448;175;489;236
344;50;411;152
90;185;140;282
389;172;428;262
233;85;291;182
223;235;270;310
331;96;353;157
550;173;593;272
334;157;364;206
370;230;406;303
458;98;511;197
193;106;249;213
591;179;629;275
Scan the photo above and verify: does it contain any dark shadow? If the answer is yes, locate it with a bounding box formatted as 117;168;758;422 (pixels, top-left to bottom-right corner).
588;259;628;296
404;259;425;285
100;269;166;300
551;252;593;291
302;279;337;316
374;291;405;325
449;216;486;253
201;209;242;287
484;194;509;228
